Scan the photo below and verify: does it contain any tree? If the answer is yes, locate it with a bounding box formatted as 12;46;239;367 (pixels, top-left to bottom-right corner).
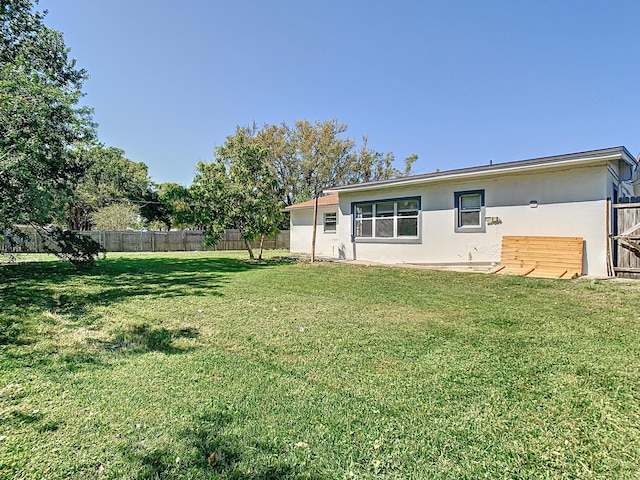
348;137;417;184
0;0;102;264
228;119;418;261
65;146;152;230
236;121;301;207
140;182;193;231
233;120;417;206
291;119;355;199
91;203;140;231
190;132;283;259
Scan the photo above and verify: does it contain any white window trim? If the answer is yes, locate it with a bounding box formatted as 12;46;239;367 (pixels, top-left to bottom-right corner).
352;197;421;243
454;190;486;233
323;212;337;233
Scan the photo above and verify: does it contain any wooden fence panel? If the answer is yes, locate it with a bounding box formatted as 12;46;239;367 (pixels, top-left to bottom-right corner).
1;230;290;254
614;203;640;279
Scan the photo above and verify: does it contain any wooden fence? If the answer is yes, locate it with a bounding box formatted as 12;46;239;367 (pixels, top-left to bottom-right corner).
1;229;290;254
613;202;640;279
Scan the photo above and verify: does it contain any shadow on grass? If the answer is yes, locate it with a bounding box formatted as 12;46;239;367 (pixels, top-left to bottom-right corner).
1;344;112;374
0;255;292;347
93;324;200;355
124;410;327;480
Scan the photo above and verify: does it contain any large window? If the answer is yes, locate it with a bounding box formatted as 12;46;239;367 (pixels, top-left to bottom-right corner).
323;212;337;233
354;197;420;240
454;190;485;232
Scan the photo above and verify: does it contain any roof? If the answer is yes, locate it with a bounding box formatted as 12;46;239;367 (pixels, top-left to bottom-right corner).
324;146;637;195
285;193;339;211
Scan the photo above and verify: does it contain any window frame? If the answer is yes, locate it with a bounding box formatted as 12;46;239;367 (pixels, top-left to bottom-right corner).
323;211;337;233
351;196;421;243
454;189;486;233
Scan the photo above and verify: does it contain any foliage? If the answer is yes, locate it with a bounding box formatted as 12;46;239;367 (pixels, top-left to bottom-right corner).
140;182;193;231
235;119;418;205
1;252;640;478
91;202;140;231
65;146;152;230
190;133;283;259
37;226;106;266
0;0;86;88
349;138;417;184
0;0;101;264
290;118;356;200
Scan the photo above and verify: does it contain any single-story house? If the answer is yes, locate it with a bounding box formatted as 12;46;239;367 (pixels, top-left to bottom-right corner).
285;146;639;277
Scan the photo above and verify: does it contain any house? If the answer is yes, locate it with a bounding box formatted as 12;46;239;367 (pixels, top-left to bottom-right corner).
286;147;639;277
285;194;340;258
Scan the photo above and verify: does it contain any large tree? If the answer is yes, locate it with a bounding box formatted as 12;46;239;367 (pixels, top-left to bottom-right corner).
231;119;417;261
65;146;152;230
0;0;102;264
190;132;282;259
234;119;417;206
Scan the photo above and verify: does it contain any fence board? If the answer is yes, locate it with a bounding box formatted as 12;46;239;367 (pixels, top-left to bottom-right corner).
614;203;640;279
1;230;290;254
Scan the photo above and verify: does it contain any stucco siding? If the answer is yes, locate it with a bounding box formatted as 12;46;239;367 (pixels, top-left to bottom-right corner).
289;205;340;257
336;165;609;275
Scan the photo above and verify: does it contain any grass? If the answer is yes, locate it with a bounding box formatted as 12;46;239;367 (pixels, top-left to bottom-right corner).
1;251;639;479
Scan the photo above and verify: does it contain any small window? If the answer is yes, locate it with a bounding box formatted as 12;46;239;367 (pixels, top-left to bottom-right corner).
455;190;485;232
323;212;337;233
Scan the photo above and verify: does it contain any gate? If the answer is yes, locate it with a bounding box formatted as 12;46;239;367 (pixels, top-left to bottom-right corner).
613;199;640;279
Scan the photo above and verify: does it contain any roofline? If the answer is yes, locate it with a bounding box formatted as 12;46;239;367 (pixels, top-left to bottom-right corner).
283;193;339;211
324;146;637;194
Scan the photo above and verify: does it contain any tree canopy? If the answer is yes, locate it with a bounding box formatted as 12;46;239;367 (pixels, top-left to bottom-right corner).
140;182;193;231
91;202;140;231
65;146;152;230
234;119;417;206
1;0;102;264
190;132;283;259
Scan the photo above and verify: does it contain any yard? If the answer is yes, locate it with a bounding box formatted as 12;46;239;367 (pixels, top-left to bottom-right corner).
1;251;639;479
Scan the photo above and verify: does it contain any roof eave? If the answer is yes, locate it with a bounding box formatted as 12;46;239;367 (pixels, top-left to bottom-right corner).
325;149;633;195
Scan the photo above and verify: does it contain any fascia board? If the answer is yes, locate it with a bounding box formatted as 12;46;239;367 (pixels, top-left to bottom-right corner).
324;153;624;195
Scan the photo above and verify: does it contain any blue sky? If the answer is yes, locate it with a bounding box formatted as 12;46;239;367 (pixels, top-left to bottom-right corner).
40;0;640;186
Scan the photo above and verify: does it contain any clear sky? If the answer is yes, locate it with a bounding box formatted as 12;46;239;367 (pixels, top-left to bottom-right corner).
39;0;640;186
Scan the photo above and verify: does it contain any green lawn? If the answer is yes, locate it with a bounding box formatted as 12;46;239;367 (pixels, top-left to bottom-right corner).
1;251;639;479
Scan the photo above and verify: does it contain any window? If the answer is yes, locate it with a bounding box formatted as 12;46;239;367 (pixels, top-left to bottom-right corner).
353;197;420;240
323;212;337;233
454;190;485;232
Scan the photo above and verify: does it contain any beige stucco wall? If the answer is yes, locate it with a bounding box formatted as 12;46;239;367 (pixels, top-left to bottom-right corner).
290;160;636;276
289;205;341;258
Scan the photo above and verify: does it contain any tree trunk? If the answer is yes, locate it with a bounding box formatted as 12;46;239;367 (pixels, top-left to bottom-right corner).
258;234;265;260
243;237;255;260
